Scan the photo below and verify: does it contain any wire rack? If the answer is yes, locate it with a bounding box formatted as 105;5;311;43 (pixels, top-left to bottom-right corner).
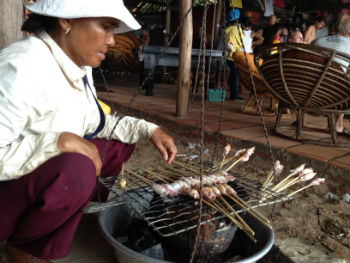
84;159;292;238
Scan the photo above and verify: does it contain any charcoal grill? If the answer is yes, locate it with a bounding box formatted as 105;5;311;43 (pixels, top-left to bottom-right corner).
91;162;291;239
89;158;292;262
99;197;275;263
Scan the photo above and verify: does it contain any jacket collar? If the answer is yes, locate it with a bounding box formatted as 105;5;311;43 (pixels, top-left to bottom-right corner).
37;31;87;91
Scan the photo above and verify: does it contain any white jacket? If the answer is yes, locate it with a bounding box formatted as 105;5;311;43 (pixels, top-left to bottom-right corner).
0;31;158;181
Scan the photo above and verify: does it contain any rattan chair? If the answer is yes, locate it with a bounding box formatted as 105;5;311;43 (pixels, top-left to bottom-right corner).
233;52;278;115
255;43;350;146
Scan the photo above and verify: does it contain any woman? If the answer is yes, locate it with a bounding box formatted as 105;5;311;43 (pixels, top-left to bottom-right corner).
313;14;350;135
0;0;177;262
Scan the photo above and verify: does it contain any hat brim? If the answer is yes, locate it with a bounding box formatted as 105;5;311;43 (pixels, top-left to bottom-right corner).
24;0;141;34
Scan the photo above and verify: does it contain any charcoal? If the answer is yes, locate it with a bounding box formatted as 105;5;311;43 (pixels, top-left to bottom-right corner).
140;243;165;260
126;218;160;252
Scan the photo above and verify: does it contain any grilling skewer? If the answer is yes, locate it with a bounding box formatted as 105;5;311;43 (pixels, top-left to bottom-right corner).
273;169;316;193
127;169;153;186
219;144;231;170
219;196;255;236
287;178;325;197
144;169;171;184
213;201;257;243
203;199;257;243
213;148;247;170
172;160;202;174
224;147;255;173
270;164;305;192
259;160;284;202
226;192;272;229
119;163;127;189
261;160;284;189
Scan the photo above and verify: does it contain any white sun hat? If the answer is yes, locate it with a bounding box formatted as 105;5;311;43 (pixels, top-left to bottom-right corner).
24;0;141;34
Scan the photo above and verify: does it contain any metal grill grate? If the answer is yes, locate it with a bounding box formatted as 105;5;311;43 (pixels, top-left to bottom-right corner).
87;160;292;238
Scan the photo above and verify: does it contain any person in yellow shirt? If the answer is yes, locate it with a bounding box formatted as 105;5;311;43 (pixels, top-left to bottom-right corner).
225;8;245;100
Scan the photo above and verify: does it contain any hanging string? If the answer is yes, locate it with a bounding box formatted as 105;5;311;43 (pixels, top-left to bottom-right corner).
229;6;278;220
211;0;228;164
189;1;209;262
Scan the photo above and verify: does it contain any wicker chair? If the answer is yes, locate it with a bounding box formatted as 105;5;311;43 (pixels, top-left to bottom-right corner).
233;52;278;115
255;43;350;146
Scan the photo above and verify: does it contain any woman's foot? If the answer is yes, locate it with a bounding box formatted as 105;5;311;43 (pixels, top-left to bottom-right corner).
1;243;52;263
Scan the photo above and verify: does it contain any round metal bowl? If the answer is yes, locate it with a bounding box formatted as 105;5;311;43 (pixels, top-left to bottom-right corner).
99;198;274;263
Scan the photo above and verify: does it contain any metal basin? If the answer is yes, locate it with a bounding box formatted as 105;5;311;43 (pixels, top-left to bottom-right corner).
99;198;274;263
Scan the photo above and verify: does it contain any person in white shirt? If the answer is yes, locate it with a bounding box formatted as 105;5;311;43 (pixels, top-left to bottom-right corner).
0;0;177;262
313;14;350;135
241;19;264;54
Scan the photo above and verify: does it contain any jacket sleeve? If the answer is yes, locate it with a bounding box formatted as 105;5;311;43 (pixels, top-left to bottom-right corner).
0;60;61;181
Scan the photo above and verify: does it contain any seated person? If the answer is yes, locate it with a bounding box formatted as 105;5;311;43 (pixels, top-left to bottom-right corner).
288;29;304;43
304;16;326;44
313;14;350;135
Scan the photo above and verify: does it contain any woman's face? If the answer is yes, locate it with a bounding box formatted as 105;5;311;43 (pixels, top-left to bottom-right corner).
64;17;119;67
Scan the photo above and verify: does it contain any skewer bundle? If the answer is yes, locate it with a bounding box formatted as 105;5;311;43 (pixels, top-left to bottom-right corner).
260;161;325;202
123;145;273;242
115;144;325;244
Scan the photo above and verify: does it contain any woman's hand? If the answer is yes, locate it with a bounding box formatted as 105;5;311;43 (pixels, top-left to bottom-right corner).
150;128;177;164
57;132;102;176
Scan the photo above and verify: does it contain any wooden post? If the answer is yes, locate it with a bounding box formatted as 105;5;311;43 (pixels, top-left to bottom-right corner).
0;0;23;50
176;0;193;117
214;0;222;47
163;2;172;75
164;2;171;48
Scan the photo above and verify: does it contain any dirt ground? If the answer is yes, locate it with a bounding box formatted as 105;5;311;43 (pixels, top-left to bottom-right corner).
125;129;350;261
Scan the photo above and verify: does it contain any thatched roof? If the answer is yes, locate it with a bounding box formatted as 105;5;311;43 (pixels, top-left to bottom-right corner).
126;0;216;15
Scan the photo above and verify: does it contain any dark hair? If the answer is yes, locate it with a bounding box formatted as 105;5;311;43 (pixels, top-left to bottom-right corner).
314;16;325;24
242;18;252;28
329;14;350;36
21;13;58;34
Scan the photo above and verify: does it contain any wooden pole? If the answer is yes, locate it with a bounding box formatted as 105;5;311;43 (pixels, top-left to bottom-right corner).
176;0;193;117
214;0;222;48
0;0;23;50
164;2;171;48
163;2;172;75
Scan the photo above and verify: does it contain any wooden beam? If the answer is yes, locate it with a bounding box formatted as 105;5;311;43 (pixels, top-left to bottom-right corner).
0;0;23;50
214;0;222;47
164;2;171;48
176;0;193;117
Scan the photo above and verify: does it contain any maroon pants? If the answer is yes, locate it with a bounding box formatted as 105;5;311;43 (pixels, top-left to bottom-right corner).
0;139;134;259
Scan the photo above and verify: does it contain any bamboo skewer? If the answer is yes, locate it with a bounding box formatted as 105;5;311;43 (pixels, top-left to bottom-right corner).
219;196;255;236
271;168;316;195
127;169;153;186
154;166;184;180
119;163;127;189
144;169;171;184
287;178;325;197
213;148;247;170
172;160;202;174
213;200;257;243
166;166;200;177
219;144;231;170
226;194;272;229
261;160;284;189
224;147;255;173
203;200;256;242
270;164;305;192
